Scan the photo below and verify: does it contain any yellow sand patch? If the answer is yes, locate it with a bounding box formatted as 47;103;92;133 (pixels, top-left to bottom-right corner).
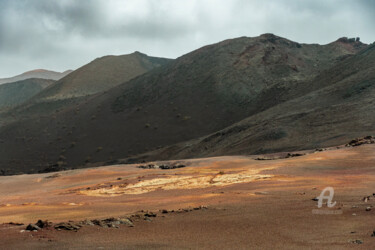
79;168;273;197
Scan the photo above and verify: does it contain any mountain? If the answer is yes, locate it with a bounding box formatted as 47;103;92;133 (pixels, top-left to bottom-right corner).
0;52;172;126
0;78;54;112
33;52;172;101
0;34;369;174
0;69;72;85
138;43;375;161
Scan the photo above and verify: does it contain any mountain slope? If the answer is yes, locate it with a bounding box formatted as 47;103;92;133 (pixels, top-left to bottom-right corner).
0;78;54;111
0;69;72;85
0;52;172;125
33;52;172;101
142;43;375;160
0;34;368;174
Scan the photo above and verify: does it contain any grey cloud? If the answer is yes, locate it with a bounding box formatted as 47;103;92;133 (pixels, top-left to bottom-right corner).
0;0;374;77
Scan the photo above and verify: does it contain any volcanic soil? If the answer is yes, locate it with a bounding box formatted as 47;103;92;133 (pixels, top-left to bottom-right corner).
1;144;375;249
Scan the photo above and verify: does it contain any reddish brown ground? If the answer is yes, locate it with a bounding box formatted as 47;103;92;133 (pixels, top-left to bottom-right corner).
1;145;375;249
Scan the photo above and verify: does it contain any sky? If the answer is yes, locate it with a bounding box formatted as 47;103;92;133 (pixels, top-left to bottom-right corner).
0;0;374;78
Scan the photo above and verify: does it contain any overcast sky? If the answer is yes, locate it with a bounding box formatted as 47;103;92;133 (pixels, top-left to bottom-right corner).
0;0;374;77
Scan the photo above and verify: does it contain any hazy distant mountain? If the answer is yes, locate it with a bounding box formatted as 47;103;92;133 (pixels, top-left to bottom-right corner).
1;52;172;120
0;34;368;174
0;69;72;85
33;52;172;101
0;78;54;112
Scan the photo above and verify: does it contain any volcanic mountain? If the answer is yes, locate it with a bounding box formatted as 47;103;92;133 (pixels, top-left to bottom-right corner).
0;78;54;112
33;52;172;101
0;69;72;85
0;34;369;174
0;52;172;124
140;43;375;161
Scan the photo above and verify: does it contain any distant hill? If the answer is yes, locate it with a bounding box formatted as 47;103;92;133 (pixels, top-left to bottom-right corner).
0;69;72;85
0;78;54;112
0;34;368;174
34;52;172;101
2;52;172;120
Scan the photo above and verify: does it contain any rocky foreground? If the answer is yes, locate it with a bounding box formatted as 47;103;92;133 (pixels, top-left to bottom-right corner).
1;141;375;249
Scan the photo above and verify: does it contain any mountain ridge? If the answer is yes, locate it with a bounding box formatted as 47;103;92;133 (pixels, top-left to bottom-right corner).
0;69;72;85
0;34;370;174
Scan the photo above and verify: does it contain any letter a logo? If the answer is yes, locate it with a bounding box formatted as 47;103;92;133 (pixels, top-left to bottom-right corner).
317;187;336;208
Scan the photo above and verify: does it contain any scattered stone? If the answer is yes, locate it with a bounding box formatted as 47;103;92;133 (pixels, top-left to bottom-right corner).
118;218;134;227
286;153;305;158
26;224;41;231
36;220;50;229
312;197;319;201
54;222;81;231
349;239;363;244
137;164;158;169
352;205;359;208
137;163;186;170
371;231;375;237
366;207;372;211
352;213;357;216
159;164;186;170
346;136;374;147
363;196;370;202
45;173;62;179
8;222;24;226
144;211;157;217
161;209;168;214
81;219;95;226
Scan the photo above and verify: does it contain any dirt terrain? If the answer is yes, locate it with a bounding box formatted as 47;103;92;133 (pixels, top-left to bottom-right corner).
1;144;375;249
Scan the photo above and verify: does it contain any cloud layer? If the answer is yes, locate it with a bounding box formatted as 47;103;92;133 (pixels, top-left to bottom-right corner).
0;0;374;77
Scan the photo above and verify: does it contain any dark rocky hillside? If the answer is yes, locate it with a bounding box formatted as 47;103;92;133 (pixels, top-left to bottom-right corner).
0;78;54;112
0;34;369;174
140;43;375;161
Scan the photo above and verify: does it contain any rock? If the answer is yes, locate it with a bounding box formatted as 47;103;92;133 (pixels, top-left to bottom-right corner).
54;222;81;231
161;209;168;214
371;231;375;237
137;164;157;169
311;197;319;201
159;164;186;170
26;224;41;231
81;219;95;226
144;211;157;217
92;219;109;228
36;220;49;228
366;207;372;211
8;222;24;226
363;196;370;202
144;217;152;222
346;136;374;147
350;239;363;244
118;218;134;227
